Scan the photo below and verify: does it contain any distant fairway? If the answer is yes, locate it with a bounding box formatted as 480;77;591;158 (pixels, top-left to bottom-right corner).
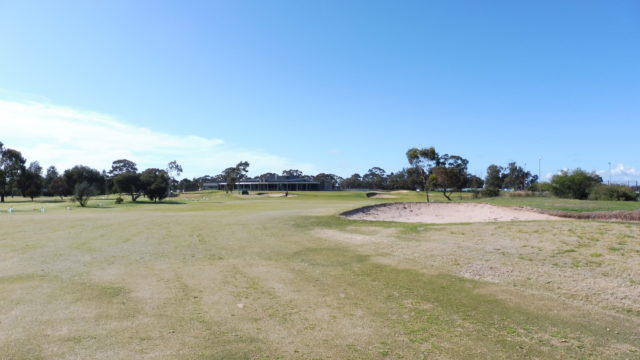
1;192;639;359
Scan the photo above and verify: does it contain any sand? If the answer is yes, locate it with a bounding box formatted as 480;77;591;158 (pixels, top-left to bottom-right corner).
341;202;564;224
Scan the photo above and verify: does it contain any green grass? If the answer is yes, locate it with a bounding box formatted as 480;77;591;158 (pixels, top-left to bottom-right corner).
474;195;640;212
0;191;638;359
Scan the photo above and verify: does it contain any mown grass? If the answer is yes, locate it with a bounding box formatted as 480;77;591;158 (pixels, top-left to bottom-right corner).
0;191;638;359
475;195;640;212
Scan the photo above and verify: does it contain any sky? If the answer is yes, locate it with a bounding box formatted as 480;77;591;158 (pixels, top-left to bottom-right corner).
0;0;639;182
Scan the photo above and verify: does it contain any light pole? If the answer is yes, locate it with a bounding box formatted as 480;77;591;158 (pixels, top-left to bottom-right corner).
608;162;612;185
538;157;541;182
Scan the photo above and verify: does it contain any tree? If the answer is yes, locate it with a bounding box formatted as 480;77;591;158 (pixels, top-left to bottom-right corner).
63;165;105;195
43;166;59;196
167;160;183;194
313;173;343;190
386;170;408;190
362;167;387;190
48;177;68;200
502;162;536;190
341;173;365;189
0;143;27;202
113;172;143;202
72;182;96;207
484;164;503;196
258;172;278;182
140;168;171;202
224;161;249;193
550;169;602;200
178;178;199;192
406;147;439;202
18;162;44;200
281;169;304;178
108;159;138;177
428;154;468;201
465;174;484;189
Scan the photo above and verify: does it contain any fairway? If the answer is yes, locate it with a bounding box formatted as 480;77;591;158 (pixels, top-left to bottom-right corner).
1;192;639;359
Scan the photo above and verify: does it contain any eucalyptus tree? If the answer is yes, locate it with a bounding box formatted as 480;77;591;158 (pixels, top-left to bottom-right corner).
429;154;468;201
0;142;26;202
406;147;438;202
224;161;249;193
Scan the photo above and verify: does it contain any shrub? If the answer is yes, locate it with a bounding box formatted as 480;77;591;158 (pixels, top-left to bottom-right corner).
140;168;170;202
115;196;124;204
588;184;638;201
480;188;500;197
550;169;602;199
71;182;96;207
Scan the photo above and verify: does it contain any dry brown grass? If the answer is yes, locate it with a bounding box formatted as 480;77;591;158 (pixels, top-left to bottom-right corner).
1;193;639;359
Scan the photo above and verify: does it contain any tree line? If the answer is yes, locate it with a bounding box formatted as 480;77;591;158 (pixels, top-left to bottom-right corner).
1;140;635;204
0;142;176;206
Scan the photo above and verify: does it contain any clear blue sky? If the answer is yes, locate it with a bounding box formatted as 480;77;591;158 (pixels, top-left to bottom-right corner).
1;0;639;181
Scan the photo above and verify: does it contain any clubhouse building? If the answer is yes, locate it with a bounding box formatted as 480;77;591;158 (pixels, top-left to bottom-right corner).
201;174;329;192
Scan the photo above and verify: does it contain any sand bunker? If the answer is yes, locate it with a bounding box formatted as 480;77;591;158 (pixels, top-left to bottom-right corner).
365;192;398;199
341;202;563;224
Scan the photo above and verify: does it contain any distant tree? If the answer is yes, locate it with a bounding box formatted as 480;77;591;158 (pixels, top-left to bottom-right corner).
48;177;69;200
258;172;278;182
281;169;304;178
363;167;387;190
0;142;27;202
113;172;143;202
502;162;537;190
63;165;105;195
178;178;199;192
167;160;183;194
71;181;96;207
465;174;484;189
194;175;215;190
550;169;602;200
224;161;249;193
108;159;138;177
341;173;365;189
406;147;439;202
484;164;503;195
386;169;409;190
140;168;171;202
43;166;59;196
211;173;226;182
428;154;468;201
313;173;343;190
18;162;44;200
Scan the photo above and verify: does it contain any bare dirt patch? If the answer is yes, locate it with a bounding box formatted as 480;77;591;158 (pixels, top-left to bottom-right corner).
341;202;563;224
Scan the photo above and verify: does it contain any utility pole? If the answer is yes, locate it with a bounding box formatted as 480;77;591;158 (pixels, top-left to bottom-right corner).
538;157;541;183
608;162;612;185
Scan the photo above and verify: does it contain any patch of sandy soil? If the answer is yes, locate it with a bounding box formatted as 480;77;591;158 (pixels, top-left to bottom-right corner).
341;202;563;224
313;222;640;316
266;193;297;197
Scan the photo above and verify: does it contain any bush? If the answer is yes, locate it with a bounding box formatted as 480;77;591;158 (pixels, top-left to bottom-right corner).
550;169;602;199
588;184;638;201
71;182;96;207
480;188;500;197
115;196;124;204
